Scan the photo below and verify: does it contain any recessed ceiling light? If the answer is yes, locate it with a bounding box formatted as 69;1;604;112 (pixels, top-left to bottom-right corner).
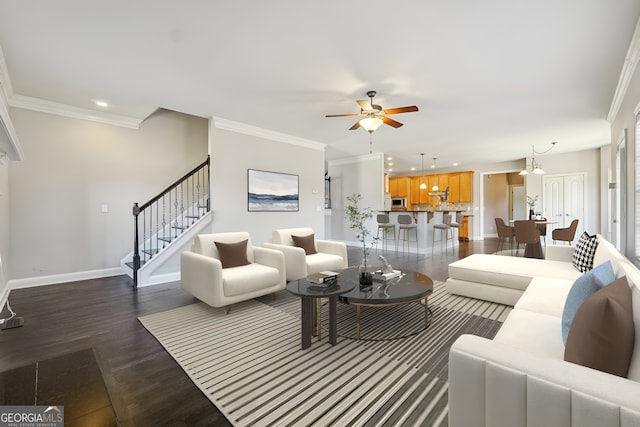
388;162;393;166
453;162;459;166
93;100;108;107
387;157;392;161
388;168;393;172
411;167;416;171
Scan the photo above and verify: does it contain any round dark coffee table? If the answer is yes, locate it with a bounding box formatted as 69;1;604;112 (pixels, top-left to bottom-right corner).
337;267;434;340
286;279;355;350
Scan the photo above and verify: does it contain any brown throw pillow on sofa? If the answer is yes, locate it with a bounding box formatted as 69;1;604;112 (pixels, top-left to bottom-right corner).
292;233;317;255
214;240;250;268
564;276;635;377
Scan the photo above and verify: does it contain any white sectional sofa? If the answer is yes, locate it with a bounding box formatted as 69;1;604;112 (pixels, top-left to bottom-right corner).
448;236;640;427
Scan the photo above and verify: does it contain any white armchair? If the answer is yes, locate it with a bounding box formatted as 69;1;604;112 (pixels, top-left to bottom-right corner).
263;228;348;281
180;232;285;313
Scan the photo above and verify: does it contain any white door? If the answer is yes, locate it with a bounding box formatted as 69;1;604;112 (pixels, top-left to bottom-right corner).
511;185;526;220
543;174;585;238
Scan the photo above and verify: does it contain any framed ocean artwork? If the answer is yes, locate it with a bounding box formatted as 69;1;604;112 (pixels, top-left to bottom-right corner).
248;169;299;212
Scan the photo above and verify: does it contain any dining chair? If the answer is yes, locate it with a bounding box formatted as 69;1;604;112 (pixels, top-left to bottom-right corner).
536;222;547;246
514;220;541;257
552;219;579;245
495;218;515;254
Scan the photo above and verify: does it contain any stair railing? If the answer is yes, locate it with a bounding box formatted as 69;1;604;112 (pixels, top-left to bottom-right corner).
132;156;210;288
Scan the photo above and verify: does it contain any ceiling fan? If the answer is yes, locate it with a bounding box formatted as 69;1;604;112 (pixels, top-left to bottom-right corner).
325;90;419;132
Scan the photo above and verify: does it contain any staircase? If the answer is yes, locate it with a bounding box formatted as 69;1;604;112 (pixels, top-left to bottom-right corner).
122;156;210;288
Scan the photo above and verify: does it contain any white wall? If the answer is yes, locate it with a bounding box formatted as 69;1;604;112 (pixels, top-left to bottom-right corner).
482;173;509;237
610;43;640;259
327;153;385;245
8;108;208;282
524;147;601;235
209;120;326;245
0;161;8;307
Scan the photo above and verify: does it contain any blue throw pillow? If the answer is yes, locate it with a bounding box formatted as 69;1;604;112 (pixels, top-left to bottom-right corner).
561;261;615;345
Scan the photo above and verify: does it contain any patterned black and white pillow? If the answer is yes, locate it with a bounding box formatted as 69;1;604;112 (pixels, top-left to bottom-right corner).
572;232;599;272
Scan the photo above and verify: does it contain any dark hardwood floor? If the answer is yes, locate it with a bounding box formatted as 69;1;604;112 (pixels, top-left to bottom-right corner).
0;239;498;426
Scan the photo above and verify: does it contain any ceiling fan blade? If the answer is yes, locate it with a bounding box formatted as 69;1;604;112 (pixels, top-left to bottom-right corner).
383;106;419;115
325;113;360;117
382;116;403;128
356;99;373;111
349;121;361;130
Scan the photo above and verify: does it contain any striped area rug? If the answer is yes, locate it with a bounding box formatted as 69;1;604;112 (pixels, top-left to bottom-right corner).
139;282;511;426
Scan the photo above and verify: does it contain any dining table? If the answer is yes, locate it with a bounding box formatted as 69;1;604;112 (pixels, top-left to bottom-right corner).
509;219;559;259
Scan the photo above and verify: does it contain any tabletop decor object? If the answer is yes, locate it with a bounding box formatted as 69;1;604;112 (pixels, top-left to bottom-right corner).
345;194;378;290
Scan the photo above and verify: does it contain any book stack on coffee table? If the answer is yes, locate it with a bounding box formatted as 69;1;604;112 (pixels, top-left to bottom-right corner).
307;271;340;291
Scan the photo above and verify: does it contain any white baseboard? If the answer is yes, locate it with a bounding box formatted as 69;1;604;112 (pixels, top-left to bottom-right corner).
137;272;180;287
8;267;124;290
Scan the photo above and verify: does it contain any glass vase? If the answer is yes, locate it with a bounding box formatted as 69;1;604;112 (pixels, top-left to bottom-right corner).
359;255;373;290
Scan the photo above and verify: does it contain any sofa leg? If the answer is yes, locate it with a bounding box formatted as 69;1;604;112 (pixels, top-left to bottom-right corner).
224;305;233;315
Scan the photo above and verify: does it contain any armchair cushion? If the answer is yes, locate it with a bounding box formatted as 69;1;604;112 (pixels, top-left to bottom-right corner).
266;228;348;281
291;233;317;255
215;239;250;268
222;263;281;297
564;276;634;377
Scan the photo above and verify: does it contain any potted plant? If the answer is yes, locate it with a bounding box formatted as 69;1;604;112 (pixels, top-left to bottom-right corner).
527;195;538;220
345;194;378;289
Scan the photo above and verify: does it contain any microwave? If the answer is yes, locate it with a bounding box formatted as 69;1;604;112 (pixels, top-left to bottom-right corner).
391;197;407;208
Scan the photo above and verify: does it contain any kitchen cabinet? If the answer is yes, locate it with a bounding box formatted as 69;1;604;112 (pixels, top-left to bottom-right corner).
459;172;473;202
448;174;460;203
438;174;449;192
459;216;469;241
389;177;410;198
390;172;473;204
410;176;429;205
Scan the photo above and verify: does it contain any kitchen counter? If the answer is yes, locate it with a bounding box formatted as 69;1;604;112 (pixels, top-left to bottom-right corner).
378;210;472;253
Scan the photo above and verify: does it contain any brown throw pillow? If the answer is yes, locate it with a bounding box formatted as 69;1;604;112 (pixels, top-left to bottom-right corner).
291;233;317;255
214;240;250;268
564;276;635;377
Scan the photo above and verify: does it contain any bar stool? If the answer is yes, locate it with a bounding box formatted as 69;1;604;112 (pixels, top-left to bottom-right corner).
432;213;453;253
375;214;396;251
449;213;464;243
397;214;418;252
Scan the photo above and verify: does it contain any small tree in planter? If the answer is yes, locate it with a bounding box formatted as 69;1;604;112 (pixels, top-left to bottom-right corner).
345;194;378;289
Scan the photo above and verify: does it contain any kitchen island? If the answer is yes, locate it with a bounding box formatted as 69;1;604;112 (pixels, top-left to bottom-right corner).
379;210;473;254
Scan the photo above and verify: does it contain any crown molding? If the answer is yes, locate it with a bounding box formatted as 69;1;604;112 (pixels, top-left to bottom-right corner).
607;17;640;124
0;45;13;102
9;95;143;129
327;152;384;167
212;116;326;151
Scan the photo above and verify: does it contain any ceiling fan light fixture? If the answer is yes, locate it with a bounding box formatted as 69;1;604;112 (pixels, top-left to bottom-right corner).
359;117;383;132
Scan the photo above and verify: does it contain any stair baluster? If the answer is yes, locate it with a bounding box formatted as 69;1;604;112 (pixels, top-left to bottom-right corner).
131;156;210;288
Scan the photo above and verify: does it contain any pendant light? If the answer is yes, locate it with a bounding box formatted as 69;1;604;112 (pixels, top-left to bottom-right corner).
520;142;557;175
419;153;427;189
431;158;439;191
